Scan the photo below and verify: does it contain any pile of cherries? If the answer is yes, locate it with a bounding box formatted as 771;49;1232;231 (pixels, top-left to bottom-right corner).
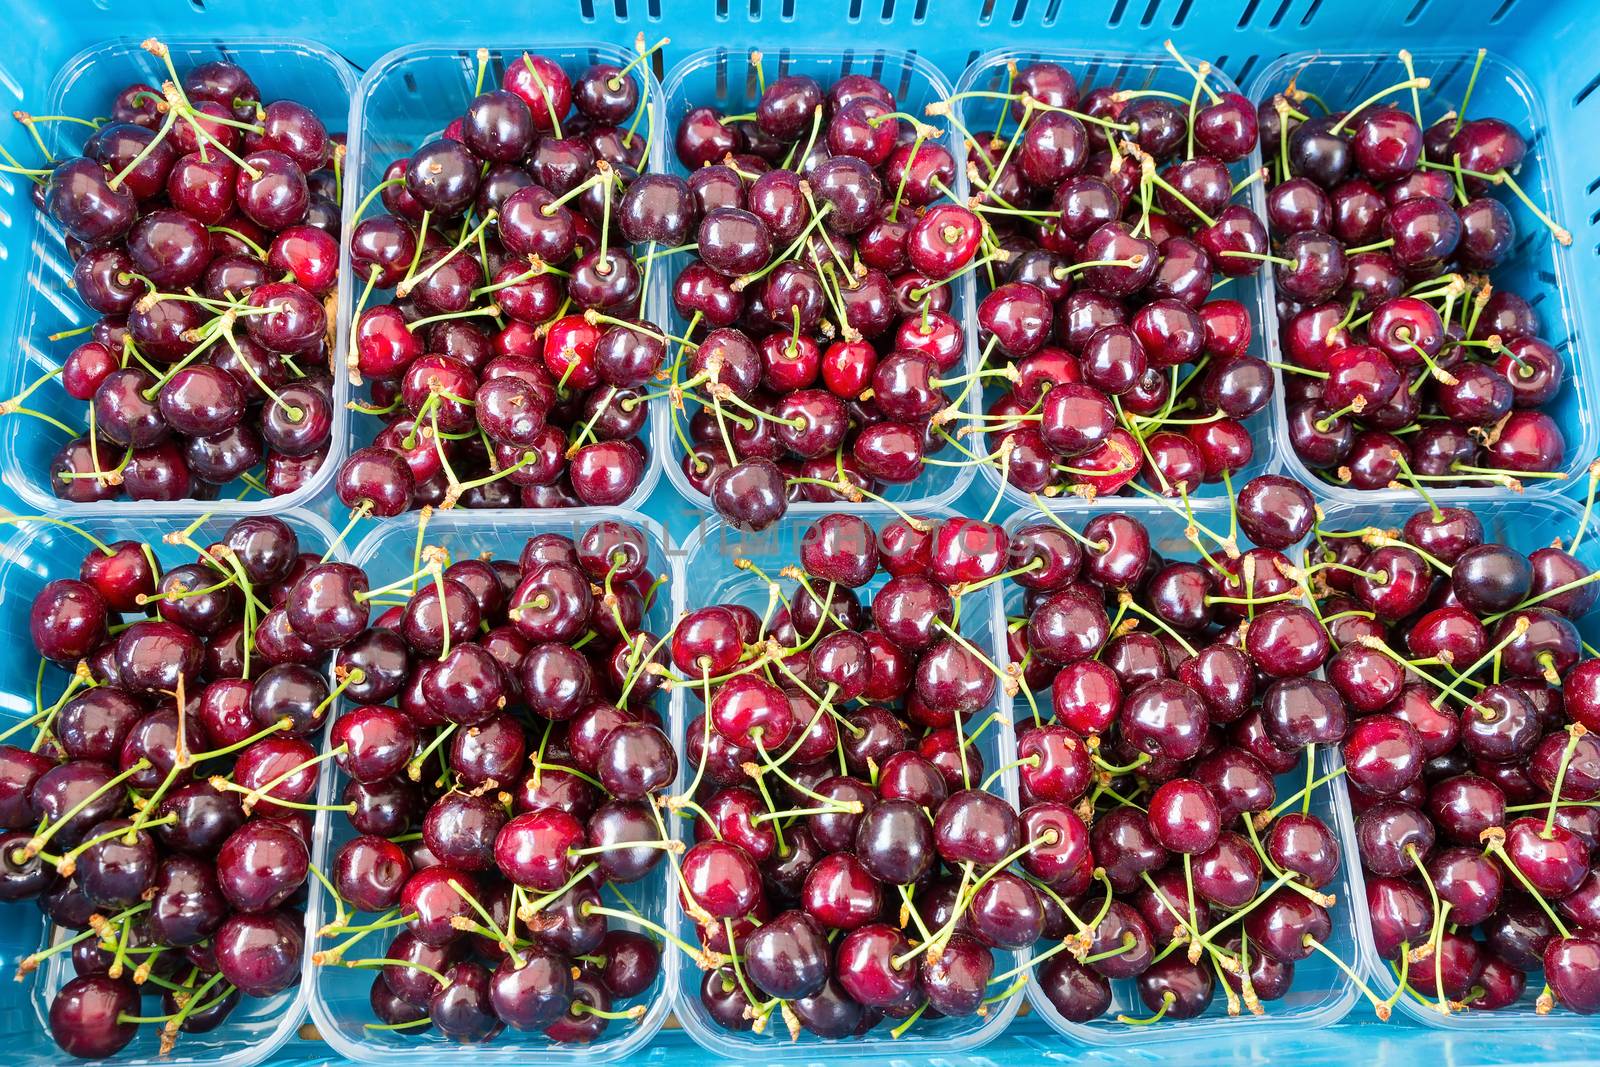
948;49;1276;500
673;510;1032;1039
1263;51;1572;490
312;518;678;1045
1311;499;1600;1014
338;41;668;515
662;61;977;530
4;514;372;1059
1000;475;1378;1025
10;40;343;504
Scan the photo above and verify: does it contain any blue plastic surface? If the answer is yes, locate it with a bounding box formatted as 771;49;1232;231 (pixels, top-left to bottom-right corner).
1;2;1600;1065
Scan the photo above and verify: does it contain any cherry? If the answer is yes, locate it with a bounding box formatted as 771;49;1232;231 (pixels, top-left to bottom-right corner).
49;976;138;1059
213;908;303;996
682;840;762;919
430;961;503;1043
835;923;917;1008
488;949;571;1031
216;818;310;913
1146;777;1220;854
1342;714;1424;796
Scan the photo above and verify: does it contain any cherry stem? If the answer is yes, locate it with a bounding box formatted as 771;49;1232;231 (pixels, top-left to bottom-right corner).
1452;48;1488;135
1482;833;1573;938
0;515;112;556
1304;936;1391;1020
1328;76;1431;136
1118;991;1174;1026
1424;616;1527;711
519;53;565;139
1118;595;1198;657
1263;766;1347;823
1543;724;1589;836
25;758;149;858
1218;249;1297;268
340;957;452;989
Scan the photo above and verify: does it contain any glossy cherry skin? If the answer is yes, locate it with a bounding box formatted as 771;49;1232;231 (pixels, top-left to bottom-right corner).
49;976;139;1059
213;908;304;996
835;923;918;1008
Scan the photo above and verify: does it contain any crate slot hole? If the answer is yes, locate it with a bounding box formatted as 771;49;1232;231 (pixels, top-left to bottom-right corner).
883;0;897;19
1012;0;1029;23
1575;70;1600;108
913;0;929;19
979;0;996;22
1267;0;1291;26
716;0;729;18
1489;0;1516;20
579;0;595;18
1402;0;1429;23
1300;0;1322;24
1236;54;1260;85
849;0;863;18
188;0;204;10
648;0;662;16
1237;0;1260;27
1587;174;1600;195
1172;0;1193;26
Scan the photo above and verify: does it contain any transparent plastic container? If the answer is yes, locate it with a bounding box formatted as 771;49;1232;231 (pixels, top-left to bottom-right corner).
653;47;979;520
0;508;343;1067
998;498;1363;1044
1;37;356;517
340;43;666;515
1248;49;1591;506
951;49;1284;513
1316;492;1600;1029
668;507;1025;1059
305;507;681;1063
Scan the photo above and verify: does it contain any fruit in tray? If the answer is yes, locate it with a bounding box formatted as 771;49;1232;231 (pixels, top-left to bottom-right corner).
672;508;1033;1038
2;514;383;1059
939;45;1275;501
1001;476;1387;1024
1261;49;1572;490
312;517;679;1045
662;55;979;529
3;40;343;504
339;39;668;513
1309;483;1600;1015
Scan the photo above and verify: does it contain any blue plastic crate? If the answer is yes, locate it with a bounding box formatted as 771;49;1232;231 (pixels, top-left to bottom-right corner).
2;2;1600;1066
